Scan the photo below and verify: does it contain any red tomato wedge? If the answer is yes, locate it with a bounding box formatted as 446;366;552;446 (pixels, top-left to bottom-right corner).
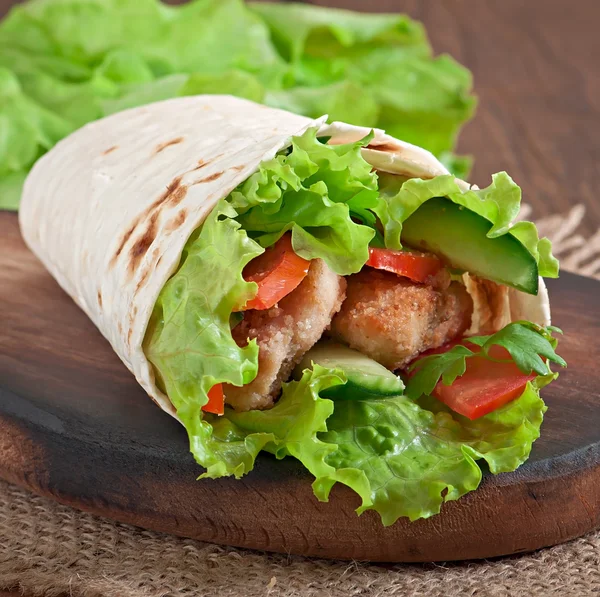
202;384;225;416
240;233;310;311
366;247;444;284
431;344;535;420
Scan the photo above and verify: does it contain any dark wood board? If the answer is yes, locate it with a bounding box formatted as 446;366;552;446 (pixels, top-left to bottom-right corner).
0;210;599;562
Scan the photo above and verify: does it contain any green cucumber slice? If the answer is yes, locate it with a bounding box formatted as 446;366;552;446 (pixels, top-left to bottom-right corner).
294;342;405;400
401;197;539;295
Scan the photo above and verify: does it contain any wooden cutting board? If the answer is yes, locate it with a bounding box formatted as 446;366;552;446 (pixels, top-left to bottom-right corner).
0;210;598;562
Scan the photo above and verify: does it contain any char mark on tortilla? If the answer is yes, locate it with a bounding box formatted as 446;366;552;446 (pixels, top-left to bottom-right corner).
154;137;185;155
110;176;187;269
128;211;160;275
134;268;151;295
195;171;224;184
366;142;401;153
110;221;138;267
134;248;162;296
192;159;209;171
150;176;187;211
191;153;225;172
165;209;188;233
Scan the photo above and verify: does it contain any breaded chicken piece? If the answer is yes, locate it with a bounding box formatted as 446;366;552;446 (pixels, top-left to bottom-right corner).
224;259;346;411
330;269;473;370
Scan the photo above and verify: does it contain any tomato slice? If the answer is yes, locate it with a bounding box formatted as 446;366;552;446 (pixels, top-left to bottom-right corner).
432;344;535;420
202;384;224;415
366;247;444;284
240;233;310;311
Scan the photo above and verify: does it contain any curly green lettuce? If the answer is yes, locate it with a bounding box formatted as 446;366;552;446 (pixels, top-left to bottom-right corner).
314;378;547;524
185;359;549;525
251;2;476;157
143;201;263;465
144;128;377;471
0;0;476;209
374;172;559;278
232;128;377;274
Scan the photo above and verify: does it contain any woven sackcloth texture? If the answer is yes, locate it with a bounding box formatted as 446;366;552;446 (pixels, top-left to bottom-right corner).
1;204;599;597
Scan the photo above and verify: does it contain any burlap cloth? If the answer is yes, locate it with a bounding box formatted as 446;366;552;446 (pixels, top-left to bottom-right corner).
1;205;599;597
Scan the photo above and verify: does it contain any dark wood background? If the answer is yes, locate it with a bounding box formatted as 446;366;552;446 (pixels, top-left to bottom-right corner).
0;0;598;594
0;0;599;234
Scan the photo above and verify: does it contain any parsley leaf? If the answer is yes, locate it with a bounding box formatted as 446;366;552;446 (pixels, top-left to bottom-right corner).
479;321;566;375
405;322;566;400
406;345;474;399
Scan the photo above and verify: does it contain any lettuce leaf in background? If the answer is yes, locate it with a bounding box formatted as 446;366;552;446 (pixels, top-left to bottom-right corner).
252;1;476;156
0;0;286;81
0;0;477;209
0;171;27;211
0;67;73;209
266;80;381;131
250;2;428;66
374;172;560;278
439;151;473;182
103;71;266;116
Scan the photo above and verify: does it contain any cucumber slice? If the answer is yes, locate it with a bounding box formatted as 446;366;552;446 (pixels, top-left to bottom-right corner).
295;342;405;400
401;197;539;295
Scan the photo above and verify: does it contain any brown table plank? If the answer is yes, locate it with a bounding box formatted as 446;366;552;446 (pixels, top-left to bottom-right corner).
1;0;598;232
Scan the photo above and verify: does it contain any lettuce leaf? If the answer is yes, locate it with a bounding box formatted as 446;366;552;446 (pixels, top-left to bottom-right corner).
145;129;378;471
266;80;380;131
211;366;343;477
0;0;285;81
0;170;27;211
232;128;377;275
314;379;546;525
251;2;429;67
0;0;477;209
0;67;74;208
193;366;344;479
374;172;560;278
252;2;476;158
186;360;548;526
144;201;263;467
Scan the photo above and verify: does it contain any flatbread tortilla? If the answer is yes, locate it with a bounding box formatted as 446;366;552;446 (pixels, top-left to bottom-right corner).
18;95;550;419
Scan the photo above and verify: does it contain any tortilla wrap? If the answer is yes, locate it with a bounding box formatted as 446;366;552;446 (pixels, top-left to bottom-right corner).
18;95;550;420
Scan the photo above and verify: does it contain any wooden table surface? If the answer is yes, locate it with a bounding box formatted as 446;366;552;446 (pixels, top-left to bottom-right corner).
0;0;598;594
